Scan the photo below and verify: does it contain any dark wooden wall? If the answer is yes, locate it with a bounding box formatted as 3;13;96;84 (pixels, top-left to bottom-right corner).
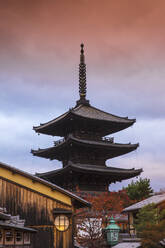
0;178;74;248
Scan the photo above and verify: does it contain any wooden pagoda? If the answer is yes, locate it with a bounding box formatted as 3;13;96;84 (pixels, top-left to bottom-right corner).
32;44;142;192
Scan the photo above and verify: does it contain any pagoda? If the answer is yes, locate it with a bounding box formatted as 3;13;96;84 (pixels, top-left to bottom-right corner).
32;44;142;192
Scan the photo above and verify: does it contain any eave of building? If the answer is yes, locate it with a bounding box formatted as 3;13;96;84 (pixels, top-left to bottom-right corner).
122;194;165;213
0;161;91;209
70;135;139;149
0;212;11;220
33;104;135;136
31;135;139;160
0;222;37;232
36;162;143;182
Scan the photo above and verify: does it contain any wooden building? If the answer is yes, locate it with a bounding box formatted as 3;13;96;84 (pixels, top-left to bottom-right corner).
0;161;90;248
32;44;142;193
122;194;165;235
0;207;36;247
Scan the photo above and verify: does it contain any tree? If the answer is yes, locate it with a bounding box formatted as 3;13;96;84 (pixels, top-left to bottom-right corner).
134;204;159;234
83;190;134;213
76;211;103;248
134;203;165;248
126;178;153;202
141;220;165;248
75;190;134;247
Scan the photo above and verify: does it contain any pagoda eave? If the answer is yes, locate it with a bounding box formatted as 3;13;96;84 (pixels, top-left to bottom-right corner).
35;162;143;190
36;163;142;178
31;137;139;161
33;105;136;137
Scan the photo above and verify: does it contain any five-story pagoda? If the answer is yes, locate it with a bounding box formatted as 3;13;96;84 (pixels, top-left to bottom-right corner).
32;44;142;192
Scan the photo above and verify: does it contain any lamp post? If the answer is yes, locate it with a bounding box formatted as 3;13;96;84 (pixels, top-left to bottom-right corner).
105;216;120;247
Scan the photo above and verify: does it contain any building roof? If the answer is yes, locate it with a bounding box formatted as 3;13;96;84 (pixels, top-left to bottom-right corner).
31;134;139;161
122;194;165;213
0;161;91;209
72;104;135;123
0;209;37;232
36;161;142;182
0;212;11;220
0;222;37;232
33;104;136;136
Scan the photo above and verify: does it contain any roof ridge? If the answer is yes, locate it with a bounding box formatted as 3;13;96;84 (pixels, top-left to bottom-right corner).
70;162;142;171
75;104;136;121
71;135;139;147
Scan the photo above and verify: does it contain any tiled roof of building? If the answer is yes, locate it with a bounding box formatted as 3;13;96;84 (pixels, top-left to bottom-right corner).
33;104;135;134
31;134;139;160
73;105;135;123
122;194;165;213
0;208;36;232
36;161;142;180
0;208;11;220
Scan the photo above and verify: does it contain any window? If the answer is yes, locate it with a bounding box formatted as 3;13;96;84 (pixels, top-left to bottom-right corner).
24;232;30;245
15;231;23;245
54;215;69;231
5;229;14;245
0;229;3;245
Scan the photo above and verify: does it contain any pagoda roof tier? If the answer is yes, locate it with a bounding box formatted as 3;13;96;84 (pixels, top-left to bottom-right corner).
31;134;139;161
36;161;143;185
33;104;136;137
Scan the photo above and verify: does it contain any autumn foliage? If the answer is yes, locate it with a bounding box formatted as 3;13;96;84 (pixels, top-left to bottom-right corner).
75;178;155;247
82;189;135;213
75;190;134;247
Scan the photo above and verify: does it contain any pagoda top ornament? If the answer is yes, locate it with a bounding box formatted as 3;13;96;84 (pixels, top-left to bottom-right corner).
76;43;90;106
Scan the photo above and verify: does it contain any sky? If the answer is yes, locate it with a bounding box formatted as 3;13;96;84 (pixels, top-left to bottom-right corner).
0;0;165;192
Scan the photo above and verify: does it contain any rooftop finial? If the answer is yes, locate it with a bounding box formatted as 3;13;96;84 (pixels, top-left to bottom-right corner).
79;43;86;99
76;44;90;106
80;43;84;63
79;44;86;99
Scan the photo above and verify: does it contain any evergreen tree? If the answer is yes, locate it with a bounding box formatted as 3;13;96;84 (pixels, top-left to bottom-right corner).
134;204;158;234
134;203;165;248
126;178;153;201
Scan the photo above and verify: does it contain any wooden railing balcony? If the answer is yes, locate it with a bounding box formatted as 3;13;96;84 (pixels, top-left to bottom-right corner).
53;135;114;146
54;138;65;146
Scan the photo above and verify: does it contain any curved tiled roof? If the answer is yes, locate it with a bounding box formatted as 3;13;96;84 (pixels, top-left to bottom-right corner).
73;104;135;123
33;104;135;136
36;161;142;181
31;134;138;160
122;194;165;213
69;135;138;148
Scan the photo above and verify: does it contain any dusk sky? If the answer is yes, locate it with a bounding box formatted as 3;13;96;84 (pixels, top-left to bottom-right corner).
0;0;165;191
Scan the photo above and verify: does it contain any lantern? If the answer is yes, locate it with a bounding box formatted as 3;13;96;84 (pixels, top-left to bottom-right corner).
54;215;70;231
105;216;120;247
53;208;72;232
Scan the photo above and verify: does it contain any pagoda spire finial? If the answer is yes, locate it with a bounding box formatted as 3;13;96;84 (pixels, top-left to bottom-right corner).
79;43;86;99
76;43;90;106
